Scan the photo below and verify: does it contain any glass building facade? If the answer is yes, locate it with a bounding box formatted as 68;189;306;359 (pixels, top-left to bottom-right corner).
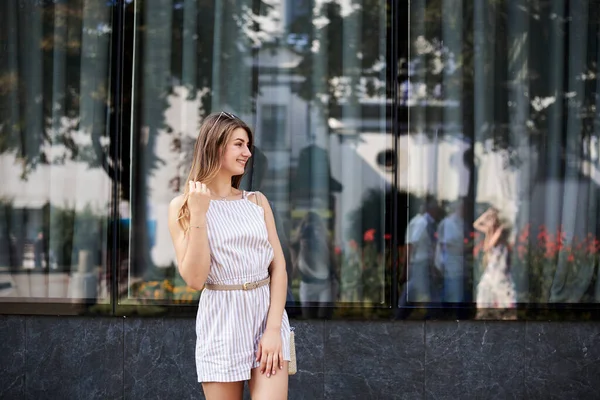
1;0;600;320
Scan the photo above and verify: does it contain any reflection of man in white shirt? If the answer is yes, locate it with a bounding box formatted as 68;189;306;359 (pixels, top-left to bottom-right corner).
403;200;441;303
405;205;424;245
435;199;465;303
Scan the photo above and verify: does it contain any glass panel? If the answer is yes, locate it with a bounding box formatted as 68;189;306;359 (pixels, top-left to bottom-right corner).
402;0;600;318
260;105;287;150
0;0;114;305
124;0;390;311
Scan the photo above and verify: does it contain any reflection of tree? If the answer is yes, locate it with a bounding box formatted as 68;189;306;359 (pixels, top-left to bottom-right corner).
348;187;420;249
0;199;18;269
1;0;390;282
291;0;389;108
1;2;113;179
44;203;106;271
0;197;105;272
345;187;420;303
1;0;388;190
411;0;600;169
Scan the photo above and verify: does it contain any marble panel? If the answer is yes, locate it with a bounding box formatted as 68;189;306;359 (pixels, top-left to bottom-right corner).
26;316;123;400
524;321;600;399
425;320;527;400
324;321;425;399
0;316;26;400
123;317;200;400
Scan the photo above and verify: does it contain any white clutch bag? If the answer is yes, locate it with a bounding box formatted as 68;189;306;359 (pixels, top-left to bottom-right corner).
288;328;297;375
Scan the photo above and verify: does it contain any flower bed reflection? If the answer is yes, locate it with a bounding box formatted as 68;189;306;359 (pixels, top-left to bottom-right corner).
126;264;200;305
471;221;600;307
513;224;600;304
132;279;200;304
335;229;391;306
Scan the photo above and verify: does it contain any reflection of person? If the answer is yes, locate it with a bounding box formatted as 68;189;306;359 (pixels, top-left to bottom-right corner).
34;231;46;269
473;207;516;316
435;199;466;303
398;197;442;316
405;204;425;243
291;211;338;318
167;112;291;399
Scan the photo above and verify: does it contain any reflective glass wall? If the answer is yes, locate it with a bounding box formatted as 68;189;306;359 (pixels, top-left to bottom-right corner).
0;1;114;307
402;0;600;319
122;0;391;314
3;0;600;319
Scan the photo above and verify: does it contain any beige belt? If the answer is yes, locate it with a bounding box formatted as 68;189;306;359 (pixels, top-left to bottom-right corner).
204;276;270;291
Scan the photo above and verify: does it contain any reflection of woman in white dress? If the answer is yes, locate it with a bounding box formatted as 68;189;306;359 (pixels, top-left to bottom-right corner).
473;208;516;317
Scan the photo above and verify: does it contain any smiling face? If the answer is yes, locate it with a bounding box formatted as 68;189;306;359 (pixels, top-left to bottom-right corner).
220;127;252;176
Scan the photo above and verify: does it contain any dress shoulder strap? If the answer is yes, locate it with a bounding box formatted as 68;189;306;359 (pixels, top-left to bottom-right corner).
257;191;264;206
246;190;262;206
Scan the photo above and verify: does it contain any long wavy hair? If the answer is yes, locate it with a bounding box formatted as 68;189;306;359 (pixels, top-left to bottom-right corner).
177;112;253;233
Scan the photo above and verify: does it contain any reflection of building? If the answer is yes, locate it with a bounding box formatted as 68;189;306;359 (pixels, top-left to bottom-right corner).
244;39;390;250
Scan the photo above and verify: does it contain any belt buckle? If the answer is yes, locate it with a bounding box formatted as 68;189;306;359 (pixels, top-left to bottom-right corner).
243;282;252;290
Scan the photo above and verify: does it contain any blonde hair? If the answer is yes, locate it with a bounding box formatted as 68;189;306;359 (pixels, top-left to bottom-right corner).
177;112;253;233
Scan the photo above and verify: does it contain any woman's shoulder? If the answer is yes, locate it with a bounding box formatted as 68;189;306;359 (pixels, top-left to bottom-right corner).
245;190;268;206
169;194;186;211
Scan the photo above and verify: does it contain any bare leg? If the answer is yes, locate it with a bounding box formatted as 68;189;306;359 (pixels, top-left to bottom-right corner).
249;362;289;400
202;381;244;400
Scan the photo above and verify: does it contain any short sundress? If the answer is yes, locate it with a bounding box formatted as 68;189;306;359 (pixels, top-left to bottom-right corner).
195;191;291;383
476;244;517;308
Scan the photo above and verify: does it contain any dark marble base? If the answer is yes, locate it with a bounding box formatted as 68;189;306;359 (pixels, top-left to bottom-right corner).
124;318;198;399
524;322;600;400
26;316;123;400
1;316;600;399
425;321;527;399
324;321;424;399
0;316;26;400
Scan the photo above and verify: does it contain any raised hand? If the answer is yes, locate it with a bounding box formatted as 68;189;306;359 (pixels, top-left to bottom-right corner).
188;181;211;217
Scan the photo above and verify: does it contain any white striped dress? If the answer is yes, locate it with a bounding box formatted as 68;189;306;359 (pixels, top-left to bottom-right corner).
195;191;291;383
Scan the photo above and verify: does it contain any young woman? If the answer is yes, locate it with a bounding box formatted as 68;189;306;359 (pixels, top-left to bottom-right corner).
167;111;291;400
473;207;517;318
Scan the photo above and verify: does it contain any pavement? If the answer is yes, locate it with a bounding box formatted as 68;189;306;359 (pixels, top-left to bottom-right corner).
0;268;109;302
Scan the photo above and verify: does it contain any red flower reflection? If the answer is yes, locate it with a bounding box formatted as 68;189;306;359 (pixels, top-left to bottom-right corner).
364;229;376;242
514;223;600;261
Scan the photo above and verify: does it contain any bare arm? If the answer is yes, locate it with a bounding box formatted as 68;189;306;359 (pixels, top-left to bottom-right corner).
254;192;288;331
473;208;496;233
167;189;211;290
484;224;504;251
473;208;505;251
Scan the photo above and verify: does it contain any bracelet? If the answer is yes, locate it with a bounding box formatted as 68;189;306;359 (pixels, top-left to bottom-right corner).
190;224;206;229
